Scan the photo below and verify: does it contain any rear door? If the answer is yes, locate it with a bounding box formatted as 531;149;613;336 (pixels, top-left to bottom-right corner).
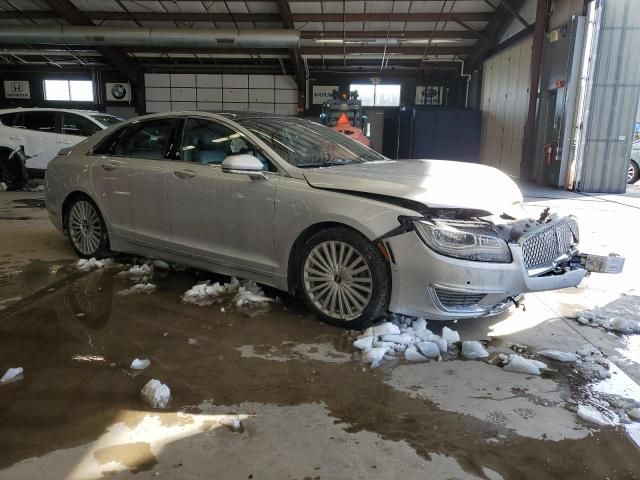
166;116;278;275
13;111;61;170
90;117;182;250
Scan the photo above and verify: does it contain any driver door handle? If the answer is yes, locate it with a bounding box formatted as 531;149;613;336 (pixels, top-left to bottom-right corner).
173;169;196;179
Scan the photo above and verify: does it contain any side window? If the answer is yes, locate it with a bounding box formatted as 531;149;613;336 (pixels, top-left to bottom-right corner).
112;118;178;160
181;118;272;170
0;112;18;127
91;125;130;155
62;113;101;137
19;111;57;133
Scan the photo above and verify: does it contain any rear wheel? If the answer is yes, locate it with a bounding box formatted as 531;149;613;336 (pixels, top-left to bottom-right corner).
66;197;110;258
297;227;390;329
628;160;640;184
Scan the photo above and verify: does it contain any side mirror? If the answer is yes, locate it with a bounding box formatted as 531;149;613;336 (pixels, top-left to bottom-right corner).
221;154;264;173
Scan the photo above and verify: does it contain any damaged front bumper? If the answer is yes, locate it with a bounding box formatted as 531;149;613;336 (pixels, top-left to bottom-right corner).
385;228;590;321
383;212;624;320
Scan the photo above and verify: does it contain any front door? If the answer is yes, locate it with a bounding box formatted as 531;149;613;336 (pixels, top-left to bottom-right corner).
91;117;182;250
166;117;277;275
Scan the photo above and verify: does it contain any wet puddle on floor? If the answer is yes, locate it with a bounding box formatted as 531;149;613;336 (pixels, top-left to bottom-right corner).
0;262;639;479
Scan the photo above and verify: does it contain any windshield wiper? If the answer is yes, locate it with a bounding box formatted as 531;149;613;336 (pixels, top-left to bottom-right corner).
296;160;356;168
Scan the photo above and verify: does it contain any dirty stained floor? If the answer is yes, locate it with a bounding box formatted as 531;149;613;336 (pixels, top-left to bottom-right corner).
0;184;639;480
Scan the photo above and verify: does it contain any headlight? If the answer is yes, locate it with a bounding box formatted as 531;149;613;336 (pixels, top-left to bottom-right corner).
413;219;512;263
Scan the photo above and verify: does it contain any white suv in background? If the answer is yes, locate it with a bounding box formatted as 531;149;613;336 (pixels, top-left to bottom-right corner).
0;108;122;176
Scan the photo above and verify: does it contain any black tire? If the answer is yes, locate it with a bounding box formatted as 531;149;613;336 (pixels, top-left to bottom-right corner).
296;226;391;330
628;160;640;184
65;196;111;258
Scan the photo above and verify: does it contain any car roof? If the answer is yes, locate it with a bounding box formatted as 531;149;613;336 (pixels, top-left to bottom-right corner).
0;107;117;116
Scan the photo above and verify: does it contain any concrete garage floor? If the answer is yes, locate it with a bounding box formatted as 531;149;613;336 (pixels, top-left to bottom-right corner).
0;183;639;480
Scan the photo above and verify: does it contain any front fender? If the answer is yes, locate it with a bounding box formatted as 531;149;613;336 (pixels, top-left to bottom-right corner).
273;176;420;277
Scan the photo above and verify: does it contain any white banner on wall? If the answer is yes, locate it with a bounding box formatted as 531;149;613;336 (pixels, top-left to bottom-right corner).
312;85;339;104
4;80;30;99
105;82;131;102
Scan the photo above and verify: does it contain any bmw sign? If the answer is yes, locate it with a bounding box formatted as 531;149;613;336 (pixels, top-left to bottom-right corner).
105;82;131;102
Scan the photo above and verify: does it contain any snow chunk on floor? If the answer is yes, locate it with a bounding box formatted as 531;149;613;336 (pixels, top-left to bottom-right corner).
461;341;489;360
140;379;171;408
609;317;640;334
380;333;415;345
118;263;153;281
182;277;273;308
577;404;618;426
441;326;460;344
538;350;578;363
352;317;466;367
0;367;23;384
417;341;440;359
503;354;543;375
117;283;156;296
404;347;428;362
130;358;150;370
363;322;401;337
233;281;274;308
77;257;113;272
569;307;640;334
628;408;640;421
363;346;390;368
353;336;375;350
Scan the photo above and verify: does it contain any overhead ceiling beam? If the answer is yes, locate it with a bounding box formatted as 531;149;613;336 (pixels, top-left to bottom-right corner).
41;0;145;113
275;0;304;111
300;46;473;55
464;0;528;73
301;30;477;39
292;13;493;22
451;17;496;45
0;11;492;23
0;11;281;22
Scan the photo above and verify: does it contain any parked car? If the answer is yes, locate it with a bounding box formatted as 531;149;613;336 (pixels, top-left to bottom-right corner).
629;139;640;184
0;108;122;188
44;112;613;328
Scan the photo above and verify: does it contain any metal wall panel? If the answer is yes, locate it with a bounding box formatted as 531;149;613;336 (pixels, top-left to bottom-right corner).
578;0;640;192
480;36;533;176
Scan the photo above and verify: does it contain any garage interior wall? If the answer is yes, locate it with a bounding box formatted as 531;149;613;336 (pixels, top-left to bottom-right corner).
480;36;533;177
577;0;640;192
144;73;298;115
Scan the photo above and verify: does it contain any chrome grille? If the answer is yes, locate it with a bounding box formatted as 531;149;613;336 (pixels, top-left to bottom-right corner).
518;216;579;274
432;287;486;312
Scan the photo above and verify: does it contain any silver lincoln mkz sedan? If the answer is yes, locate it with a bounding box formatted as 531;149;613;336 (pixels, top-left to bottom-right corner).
45;112;601;328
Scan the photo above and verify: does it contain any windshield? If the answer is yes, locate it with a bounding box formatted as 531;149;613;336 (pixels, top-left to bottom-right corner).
92;114;123;128
234;116;385;168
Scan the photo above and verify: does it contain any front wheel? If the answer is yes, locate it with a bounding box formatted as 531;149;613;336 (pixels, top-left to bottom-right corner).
297;227;391;329
628;159;640;184
66;197;110;258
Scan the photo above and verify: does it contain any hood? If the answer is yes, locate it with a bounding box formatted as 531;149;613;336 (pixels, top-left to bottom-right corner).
302;159;523;214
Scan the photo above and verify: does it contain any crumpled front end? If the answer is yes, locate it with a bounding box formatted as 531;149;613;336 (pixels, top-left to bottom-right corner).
384;214;589;320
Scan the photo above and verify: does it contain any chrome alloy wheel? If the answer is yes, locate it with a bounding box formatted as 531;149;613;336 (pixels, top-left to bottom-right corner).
629;162;637;183
69;200;102;256
303;240;373;321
